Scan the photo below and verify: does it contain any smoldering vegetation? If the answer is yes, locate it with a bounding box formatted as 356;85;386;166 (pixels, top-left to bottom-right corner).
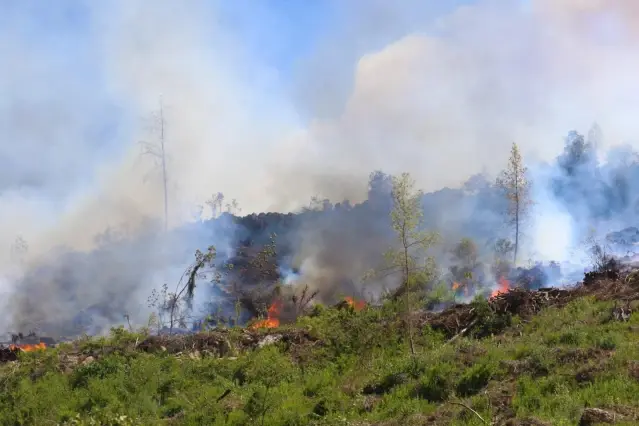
5;127;639;338
6;222;165;337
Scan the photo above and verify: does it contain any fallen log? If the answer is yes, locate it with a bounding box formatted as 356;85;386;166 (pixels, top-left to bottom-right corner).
0;347;18;363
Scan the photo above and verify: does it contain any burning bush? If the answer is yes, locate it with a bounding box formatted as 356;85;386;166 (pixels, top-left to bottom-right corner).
250;300;283;330
490;276;511;298
344;296;366;312
9;342;46;352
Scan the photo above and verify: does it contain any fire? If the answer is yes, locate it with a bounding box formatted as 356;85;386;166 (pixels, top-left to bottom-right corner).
491;276;511;298
344;296;366;312
452;282;471;297
9;342;47;352
250;300;282;329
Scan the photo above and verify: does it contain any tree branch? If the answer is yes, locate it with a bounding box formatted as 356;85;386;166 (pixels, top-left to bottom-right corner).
447;400;490;425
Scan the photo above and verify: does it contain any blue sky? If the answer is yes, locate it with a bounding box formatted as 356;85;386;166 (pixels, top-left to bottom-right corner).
213;0;479;87
216;0;333;78
0;0;479;108
1;0;332;151
0;0;485;210
1;0;558;220
0;0;334;86
0;0;342;219
3;0;639;251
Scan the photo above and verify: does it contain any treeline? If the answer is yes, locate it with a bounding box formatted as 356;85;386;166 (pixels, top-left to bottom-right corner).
149;140;535;333
10;126;635;337
161;126;639;331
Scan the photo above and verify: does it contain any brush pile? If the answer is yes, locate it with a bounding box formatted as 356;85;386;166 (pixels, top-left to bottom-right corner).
423;262;639;340
137;328;319;356
119;263;639;358
3;258;639;366
0;348;17;363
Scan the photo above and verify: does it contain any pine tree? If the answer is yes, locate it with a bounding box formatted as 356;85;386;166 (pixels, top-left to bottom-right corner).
496;143;531;265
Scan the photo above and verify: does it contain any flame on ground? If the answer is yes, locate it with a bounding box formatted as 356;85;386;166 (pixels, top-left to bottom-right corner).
9;342;47;352
250;300;282;329
452;282;471;297
491;276;511;298
344;296;366;311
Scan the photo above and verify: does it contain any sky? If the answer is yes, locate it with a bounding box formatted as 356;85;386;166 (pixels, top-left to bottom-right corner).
3;0;639;262
0;0;331;203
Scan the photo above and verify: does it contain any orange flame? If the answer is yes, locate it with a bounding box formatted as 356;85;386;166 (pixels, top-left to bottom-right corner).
344;296;366;312
491;276;511;298
453;281;471;297
9;342;47;352
250;300;282;329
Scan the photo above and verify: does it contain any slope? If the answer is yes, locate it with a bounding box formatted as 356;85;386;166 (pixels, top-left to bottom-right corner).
0;269;638;425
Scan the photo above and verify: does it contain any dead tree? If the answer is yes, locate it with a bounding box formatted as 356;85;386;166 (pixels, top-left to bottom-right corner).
140;96;170;232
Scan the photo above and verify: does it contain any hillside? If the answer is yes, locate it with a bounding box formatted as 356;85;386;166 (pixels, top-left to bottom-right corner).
9;3;639;426
1;267;639;425
9;131;639;338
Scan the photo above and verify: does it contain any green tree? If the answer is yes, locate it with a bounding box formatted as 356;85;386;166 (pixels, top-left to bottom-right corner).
452;238;478;270
148;245;219;333
382;172;438;356
558;130;594;175
244;346;296;426
496;143;531;265
450;238;479;294
491;237;514;279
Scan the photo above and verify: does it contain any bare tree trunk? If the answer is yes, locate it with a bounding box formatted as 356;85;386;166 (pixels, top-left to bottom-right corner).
403;228;416;357
513;179;520;265
159;98;169;232
169;297;175;335
514;210;519;264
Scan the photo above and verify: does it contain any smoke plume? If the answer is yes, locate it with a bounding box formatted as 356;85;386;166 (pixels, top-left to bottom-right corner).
4;1;639;334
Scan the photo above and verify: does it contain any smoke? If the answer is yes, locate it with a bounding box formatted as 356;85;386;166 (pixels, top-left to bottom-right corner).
282;206;394;302
4;0;639;333
4;213;243;337
8;222;165;336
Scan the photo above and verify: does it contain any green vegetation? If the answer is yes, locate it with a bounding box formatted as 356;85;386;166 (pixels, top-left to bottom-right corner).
1;291;639;425
3;168;637;425
369;172;438;357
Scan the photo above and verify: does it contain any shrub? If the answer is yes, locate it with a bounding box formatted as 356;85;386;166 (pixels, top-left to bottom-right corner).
412;363;455;402
456;361;496;397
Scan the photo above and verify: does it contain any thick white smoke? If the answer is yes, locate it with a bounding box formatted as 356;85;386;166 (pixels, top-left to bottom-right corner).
3;0;639;332
5;0;639;252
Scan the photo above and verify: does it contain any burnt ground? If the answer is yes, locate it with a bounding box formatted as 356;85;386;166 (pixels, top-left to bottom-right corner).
3;266;638;365
136;327;320;357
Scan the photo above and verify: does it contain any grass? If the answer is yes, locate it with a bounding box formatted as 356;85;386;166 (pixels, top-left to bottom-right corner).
1;294;639;425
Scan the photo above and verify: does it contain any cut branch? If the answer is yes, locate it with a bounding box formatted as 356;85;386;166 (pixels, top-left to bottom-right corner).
447;400;491;425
